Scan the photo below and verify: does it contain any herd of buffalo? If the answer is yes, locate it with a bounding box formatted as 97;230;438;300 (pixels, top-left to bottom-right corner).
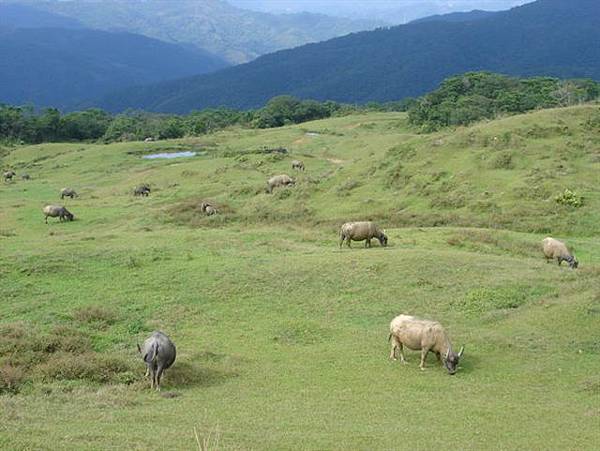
3;157;580;390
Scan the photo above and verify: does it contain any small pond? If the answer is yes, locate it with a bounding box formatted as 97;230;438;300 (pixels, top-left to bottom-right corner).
142;151;197;160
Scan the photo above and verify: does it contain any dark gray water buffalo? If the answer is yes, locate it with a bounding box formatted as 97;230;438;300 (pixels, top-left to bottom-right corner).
43;205;74;223
389;314;464;375
60;187;78;199
134;185;151;196
339;221;387;248
3;170;16;182
291;160;305;171
137;331;176;390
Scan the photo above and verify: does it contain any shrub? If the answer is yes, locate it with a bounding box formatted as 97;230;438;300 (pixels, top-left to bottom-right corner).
489;151;514;169
555;188;584;207
335;179;361;196
0;364;24;393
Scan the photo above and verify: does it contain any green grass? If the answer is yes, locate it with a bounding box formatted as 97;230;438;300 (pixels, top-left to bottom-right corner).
1;107;599;450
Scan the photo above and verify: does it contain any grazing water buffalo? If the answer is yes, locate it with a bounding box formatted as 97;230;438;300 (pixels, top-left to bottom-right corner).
138;331;176;390
60;187;78;199
542;237;578;269
339;221;387;248
134;185;151;196
389;314;464;375
3;171;16;182
291;160;305;171
267;174;295;193
43;205;74;223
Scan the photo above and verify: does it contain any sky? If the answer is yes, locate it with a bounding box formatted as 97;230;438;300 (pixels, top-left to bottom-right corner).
228;0;535;23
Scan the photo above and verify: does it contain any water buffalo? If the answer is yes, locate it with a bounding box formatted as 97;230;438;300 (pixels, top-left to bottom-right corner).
3;171;16;182
60;188;78;199
43;205;74;223
291;160;305;171
542;237;578;269
134;185;151;196
267;174;295;193
389;314;464;375
339;221;387;248
137;331;176;390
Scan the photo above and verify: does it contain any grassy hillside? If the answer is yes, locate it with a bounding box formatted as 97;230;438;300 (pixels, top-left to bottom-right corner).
0;106;599;449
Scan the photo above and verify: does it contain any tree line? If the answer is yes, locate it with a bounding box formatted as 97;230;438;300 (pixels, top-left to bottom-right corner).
0;96;412;144
408;72;600;131
1;72;598;144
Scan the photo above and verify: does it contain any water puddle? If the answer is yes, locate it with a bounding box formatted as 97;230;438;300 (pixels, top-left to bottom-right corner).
142;151;197;160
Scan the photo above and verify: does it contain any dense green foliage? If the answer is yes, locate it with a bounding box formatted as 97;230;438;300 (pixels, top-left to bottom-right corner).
408;72;600;130
97;0;600;113
0;25;228;110
0;96;412;144
0;106;599;449
4;70;597;144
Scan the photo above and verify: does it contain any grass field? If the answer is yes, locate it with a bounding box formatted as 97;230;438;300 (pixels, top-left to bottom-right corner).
1;106;599;450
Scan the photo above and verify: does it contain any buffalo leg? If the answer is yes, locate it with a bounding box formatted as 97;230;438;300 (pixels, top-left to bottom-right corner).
45;215;48;224
149;368;156;389
398;342;407;364
389;336;398;360
339;235;345;248
155;366;164;391
419;349;429;370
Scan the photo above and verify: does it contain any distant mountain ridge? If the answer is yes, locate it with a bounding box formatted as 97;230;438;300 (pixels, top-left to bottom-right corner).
16;0;384;64
96;0;600;113
0;3;83;28
410;10;498;24
0;25;229;109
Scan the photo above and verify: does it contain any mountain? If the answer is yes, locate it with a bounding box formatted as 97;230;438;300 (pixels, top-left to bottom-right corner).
410;10;498;24
21;0;384;64
226;0;530;23
0;27;229;109
96;0;600;113
0;3;83;28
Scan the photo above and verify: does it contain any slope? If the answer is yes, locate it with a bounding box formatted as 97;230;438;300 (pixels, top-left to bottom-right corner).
0;105;598;449
0;26;229;110
96;0;600;113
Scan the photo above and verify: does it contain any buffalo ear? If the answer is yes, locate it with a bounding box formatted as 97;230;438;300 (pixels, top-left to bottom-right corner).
458;346;465;358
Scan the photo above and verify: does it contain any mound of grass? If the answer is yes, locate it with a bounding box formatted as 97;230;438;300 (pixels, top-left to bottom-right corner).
0;322;138;393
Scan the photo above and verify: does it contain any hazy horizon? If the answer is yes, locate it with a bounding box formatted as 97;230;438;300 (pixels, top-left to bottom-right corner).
228;0;535;23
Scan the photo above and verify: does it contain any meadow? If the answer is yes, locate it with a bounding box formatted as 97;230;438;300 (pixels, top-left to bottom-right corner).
1;106;599;450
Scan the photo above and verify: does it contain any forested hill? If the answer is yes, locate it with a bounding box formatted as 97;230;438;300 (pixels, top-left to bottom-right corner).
97;0;600;113
0;27;228;110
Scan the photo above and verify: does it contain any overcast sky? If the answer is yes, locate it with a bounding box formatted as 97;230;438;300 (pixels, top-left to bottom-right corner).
228;0;535;23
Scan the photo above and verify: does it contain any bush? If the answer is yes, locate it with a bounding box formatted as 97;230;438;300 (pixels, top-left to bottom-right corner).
554;188;584;207
0;364;24;393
